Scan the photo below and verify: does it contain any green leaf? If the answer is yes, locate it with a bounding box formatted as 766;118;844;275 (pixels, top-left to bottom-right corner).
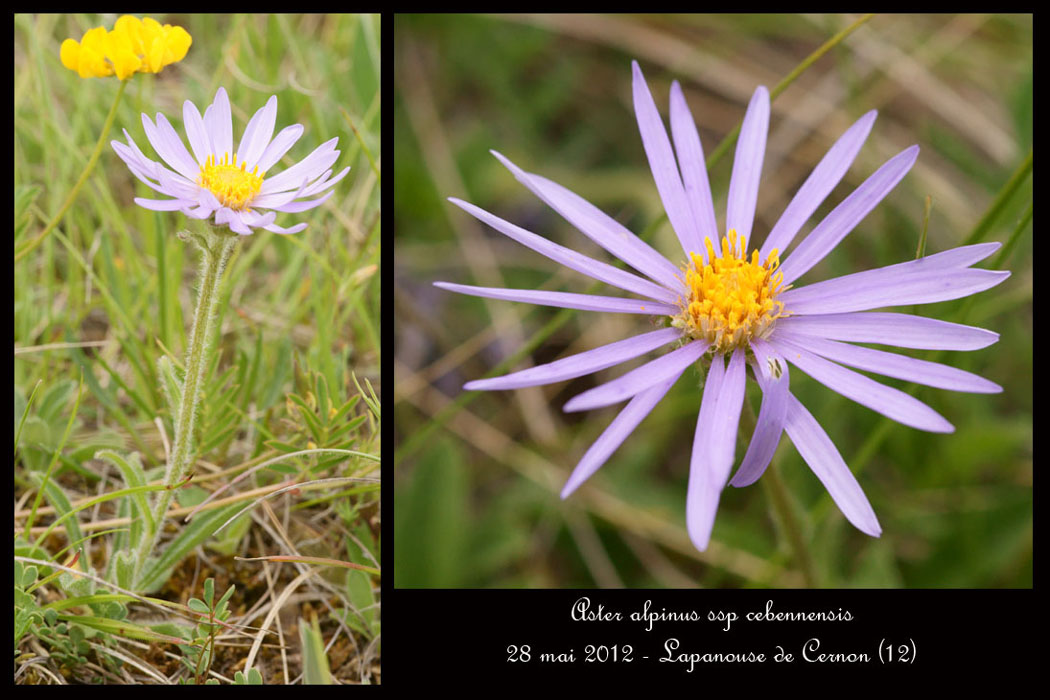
394;438;469;587
298;615;333;685
32;475;83;545
114;550;137;590
37;379;76;424
216;583;236;611
187;598;210;614
95;449;155;534
137;503;245;593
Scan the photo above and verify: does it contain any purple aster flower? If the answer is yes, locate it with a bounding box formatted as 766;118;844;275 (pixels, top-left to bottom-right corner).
436;61;1010;553
111;87;349;235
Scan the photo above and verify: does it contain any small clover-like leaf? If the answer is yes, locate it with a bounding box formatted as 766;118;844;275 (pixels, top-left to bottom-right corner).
187;598;210;615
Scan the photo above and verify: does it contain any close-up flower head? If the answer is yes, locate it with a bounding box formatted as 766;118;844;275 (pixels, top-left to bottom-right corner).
435;59;1009;553
111;87;350;235
60;15;191;79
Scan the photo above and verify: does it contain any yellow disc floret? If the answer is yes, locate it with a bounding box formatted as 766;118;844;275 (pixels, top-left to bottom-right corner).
197;153;265;211
672;229;786;352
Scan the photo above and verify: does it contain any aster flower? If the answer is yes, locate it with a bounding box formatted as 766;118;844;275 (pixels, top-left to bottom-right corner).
111;87;349;235
60;15;191;80
436;61;1009;553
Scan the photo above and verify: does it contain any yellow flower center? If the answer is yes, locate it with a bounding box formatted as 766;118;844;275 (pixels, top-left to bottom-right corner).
197;153;265;211
672;229;786;352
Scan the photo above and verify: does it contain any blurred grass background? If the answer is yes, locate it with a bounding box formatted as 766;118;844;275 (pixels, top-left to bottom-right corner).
15;13;381;683
393;14;1031;588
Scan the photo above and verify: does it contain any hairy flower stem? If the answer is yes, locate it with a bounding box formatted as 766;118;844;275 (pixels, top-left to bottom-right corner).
134;227;237;588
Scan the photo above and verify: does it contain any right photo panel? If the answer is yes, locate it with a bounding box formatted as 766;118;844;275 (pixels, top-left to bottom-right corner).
393;13;1031;591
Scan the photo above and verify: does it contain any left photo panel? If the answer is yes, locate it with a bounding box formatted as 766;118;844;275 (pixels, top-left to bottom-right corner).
15;13;380;684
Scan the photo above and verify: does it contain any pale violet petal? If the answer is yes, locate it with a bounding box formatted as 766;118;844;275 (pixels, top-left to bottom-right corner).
685;353;726;551
760;111;877;261
262;221;309;235
772;330;1002;394
255;124;304;173
490;150;684;290
133;197;188;211
560;377;680;499
631;61;703;257
779;146;919;285
465;327;682;391
563;340;710;412
433;282;680;316
141;112;198;181
773;312;1000;351
768;335;954;433
731;347;789;488
784;392;881;537
259;138;339;194
669;80;718;254
725;86;769;243
448;197;680;304
204;87;233;158
237;95;278;169
183;99;212;165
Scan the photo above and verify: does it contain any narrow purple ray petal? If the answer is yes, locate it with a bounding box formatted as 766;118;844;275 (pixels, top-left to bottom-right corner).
212;207;252;235
203;87;233;158
773;312;999;351
669;80;719;252
255;124;304;173
760;111;877;261
185;189;219;218
685;353;726;551
706;347;747;489
112;137;158;179
155;168;200;200
731;338;789;487
784;242;1001;312
259;138;339;195
122;162;164;192
784;392;881;537
563;340;709;412
726;86;770;243
466;327;682;391
240;209;276;229
237;95;278;170
263;221;309;235
779;145;919;285
433;282;679;316
133;197;188;211
490;150;684;289
301;166;350;198
769;335;954;433
631;61;703;257
183;99;212;165
119;128;159;177
781;267;1010;315
112;142;162;189
251;178;311;210
561;377;680;499
449;197;680;304
773;330;1002;393
267;190;335;213
141;113;198;181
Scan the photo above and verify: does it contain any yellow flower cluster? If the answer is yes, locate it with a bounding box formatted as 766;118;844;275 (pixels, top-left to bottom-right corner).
60;16;191;80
